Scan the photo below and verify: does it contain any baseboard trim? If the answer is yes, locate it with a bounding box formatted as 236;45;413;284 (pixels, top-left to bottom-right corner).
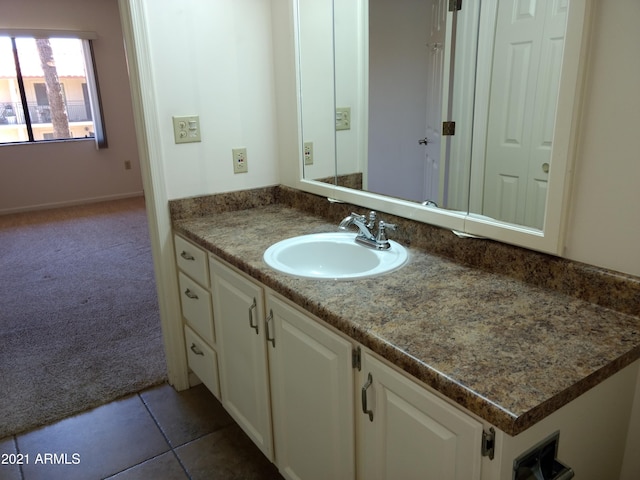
0;191;145;215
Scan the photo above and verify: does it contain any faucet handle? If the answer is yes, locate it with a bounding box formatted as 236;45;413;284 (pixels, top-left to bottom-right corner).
381;221;397;231
367;211;377;229
377;220;397;243
380;220;398;230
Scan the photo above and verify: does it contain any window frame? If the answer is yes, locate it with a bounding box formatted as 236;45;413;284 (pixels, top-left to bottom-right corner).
0;29;107;148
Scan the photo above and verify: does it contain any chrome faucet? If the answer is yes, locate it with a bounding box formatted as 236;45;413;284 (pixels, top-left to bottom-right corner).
338;211;397;250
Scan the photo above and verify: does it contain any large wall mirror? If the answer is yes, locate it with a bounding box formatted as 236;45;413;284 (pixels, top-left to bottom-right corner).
294;0;590;254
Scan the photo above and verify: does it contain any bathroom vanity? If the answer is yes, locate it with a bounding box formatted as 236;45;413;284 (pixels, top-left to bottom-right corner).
170;187;640;480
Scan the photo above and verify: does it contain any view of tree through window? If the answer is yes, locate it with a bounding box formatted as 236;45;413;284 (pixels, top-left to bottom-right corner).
0;35;105;145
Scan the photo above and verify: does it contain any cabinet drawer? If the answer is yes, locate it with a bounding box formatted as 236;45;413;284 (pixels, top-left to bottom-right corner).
178;272;215;345
174;235;208;286
185;325;220;400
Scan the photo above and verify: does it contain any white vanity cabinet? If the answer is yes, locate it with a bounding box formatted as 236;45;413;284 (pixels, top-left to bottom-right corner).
173;235;220;399
175;234;638;480
208;253;485;480
357;350;483;480
209;255;355;477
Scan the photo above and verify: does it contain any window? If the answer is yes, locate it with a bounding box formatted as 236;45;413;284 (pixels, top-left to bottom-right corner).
0;30;106;147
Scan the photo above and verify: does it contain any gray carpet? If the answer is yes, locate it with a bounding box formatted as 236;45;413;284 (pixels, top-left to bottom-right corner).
0;197;167;438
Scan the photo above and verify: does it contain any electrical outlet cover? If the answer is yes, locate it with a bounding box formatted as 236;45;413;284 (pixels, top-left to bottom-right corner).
232;147;248;173
304;141;314;165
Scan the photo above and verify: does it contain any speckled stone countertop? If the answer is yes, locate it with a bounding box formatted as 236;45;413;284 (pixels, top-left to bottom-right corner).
170;186;640;436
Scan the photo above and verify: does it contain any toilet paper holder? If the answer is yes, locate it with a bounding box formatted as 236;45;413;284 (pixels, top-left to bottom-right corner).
513;431;574;480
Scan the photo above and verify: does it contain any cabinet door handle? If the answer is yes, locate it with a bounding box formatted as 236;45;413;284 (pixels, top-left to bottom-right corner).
180;250;195;261
190;343;204;356
362;372;374;422
265;309;275;348
184;288;198;300
248;297;259;334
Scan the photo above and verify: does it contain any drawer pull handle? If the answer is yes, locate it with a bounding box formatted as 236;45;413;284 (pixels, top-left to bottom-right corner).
362;373;374;422
266;309;275;348
190;343;204;356
248;297;259;334
180;251;195;261
184;289;198;300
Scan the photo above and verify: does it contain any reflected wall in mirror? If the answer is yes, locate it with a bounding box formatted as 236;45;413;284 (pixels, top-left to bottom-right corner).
366;0;461;210
297;0;339;186
298;0;572;230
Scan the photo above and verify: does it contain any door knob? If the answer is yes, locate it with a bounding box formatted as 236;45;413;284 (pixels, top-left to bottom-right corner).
542;163;550;173
418;138;430;145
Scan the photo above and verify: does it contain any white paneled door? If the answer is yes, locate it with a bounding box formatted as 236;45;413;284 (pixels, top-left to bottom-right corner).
482;0;567;228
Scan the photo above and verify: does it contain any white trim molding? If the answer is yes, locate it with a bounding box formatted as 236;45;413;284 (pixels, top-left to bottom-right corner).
118;0;190;390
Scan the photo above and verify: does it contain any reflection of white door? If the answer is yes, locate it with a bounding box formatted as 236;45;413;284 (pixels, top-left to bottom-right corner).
423;0;446;204
482;1;567;228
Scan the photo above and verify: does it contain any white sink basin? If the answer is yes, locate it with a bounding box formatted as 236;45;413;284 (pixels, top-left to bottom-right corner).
263;232;408;280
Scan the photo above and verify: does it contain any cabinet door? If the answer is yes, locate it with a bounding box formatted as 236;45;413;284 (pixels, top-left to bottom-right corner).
210;257;274;461
266;294;355;480
358;351;482;480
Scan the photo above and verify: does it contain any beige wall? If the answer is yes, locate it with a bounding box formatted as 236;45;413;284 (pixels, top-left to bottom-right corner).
0;0;142;213
564;0;640;276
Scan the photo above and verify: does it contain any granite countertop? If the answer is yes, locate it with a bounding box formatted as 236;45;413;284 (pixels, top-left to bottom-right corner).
172;201;640;436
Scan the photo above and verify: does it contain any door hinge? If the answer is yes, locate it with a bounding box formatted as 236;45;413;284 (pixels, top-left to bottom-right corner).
352;346;361;371
442;121;456;136
449;0;462;12
481;427;495;460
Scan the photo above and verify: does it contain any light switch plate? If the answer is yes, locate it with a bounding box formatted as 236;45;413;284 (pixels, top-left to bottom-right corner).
173;115;201;144
335;107;351;131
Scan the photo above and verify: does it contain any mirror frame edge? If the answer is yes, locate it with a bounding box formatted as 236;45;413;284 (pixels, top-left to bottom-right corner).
301;179;467;231
276;0;592;256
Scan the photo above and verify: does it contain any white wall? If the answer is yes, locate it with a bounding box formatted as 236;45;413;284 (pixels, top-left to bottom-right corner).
140;0;279;200
297;0;337;181
564;0;640;276
0;0;142;213
333;0;367;178
298;0;365;181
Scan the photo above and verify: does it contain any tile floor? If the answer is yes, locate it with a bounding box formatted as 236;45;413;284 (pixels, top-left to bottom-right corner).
0;383;284;480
